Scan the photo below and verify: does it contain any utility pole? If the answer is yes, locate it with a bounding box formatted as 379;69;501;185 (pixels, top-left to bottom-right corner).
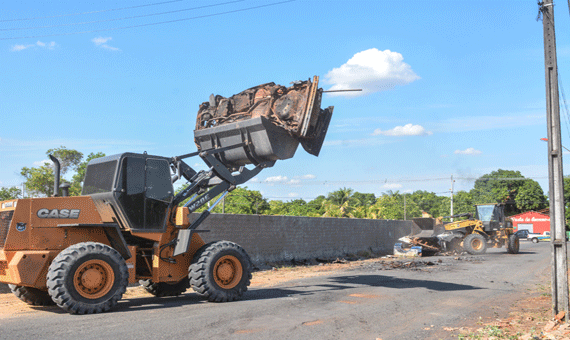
450;175;455;222
540;0;569;321
404;195;407;220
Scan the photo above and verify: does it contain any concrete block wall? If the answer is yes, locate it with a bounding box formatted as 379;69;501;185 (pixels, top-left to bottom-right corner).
197;214;415;266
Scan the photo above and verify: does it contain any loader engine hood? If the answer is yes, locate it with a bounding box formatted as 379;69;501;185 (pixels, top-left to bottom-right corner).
82;153;174;232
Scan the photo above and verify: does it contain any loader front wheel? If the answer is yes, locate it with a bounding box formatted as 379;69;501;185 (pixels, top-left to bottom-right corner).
463;234;487;255
507;234;520;254
9;284;55;306
139;278;190;297
189;241;252;302
47;242;128;314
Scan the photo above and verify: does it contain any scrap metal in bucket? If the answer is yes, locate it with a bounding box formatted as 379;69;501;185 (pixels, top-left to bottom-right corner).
194;76;333;169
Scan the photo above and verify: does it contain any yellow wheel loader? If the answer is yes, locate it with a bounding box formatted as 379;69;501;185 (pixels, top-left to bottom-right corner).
440;204;519;255
0;77;333;314
402;203;519;256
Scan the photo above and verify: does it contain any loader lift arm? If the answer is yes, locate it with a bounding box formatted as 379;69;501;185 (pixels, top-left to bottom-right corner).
168;141;272;257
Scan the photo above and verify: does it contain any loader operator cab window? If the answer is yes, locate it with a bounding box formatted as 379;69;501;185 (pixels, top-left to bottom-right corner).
117;156;173;231
82;160;118;195
476;205;496;223
477;204;504;231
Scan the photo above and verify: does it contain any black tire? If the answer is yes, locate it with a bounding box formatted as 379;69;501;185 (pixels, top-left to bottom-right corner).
9;284;55;306
463;233;487;255
531;237;539;244
189;241;252;302
139;278;190;297
47;242;128;314
507;234;520;254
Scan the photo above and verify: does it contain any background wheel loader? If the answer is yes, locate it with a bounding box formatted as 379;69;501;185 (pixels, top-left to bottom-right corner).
401;203;519;256
0;76;333;314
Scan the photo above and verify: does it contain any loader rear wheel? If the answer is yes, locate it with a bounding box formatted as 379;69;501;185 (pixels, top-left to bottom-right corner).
463;234;487;255
9;284;55;306
507;234;520;254
47;242;128;314
139;278;190;297
189;241;252;302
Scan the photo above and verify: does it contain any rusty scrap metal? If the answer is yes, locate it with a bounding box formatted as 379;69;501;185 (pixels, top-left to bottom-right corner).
195;76;322;137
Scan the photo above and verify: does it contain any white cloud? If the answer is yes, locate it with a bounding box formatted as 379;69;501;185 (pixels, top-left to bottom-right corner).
288;179;301;185
265;175;289;183
454;148;482;155
92;37;120;51
11;44;32;52
299;174;316;180
288;192;299;198
324;48;419;97
92;37;111;45
372;123;432;136
10;41;56;52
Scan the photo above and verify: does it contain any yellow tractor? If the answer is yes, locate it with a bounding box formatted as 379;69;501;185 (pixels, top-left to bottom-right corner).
438;203;519;255
0;77;333;314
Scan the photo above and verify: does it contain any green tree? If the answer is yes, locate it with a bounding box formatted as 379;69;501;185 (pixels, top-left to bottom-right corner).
268;199;323;217
21;163;55;197
470;169;537;215
436;191;474;217
205;187;269;215
368;191;421;220
307;195;326;216
352;192;376;207
515;180;547;212
409;190;445;217
46;146;83;175
326;188;356;206
322;198;354;218
0;187;21;200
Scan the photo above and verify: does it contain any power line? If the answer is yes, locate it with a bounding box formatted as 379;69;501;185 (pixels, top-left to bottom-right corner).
0;0;296;40
1;0;245;32
0;0;186;23
250;176;549;186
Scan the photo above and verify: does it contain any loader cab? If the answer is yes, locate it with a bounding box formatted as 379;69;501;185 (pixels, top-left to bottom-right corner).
475;204;510;232
82;152;174;232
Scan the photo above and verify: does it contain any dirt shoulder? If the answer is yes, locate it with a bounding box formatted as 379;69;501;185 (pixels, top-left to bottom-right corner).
0;256;566;339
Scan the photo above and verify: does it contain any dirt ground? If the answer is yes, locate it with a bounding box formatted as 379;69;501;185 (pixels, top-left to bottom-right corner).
0;257;567;339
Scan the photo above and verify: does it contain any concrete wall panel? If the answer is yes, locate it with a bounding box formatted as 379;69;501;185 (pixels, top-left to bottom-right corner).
197;214;414;265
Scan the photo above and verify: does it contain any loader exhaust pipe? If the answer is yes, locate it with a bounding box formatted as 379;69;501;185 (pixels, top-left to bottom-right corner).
49;154;60;197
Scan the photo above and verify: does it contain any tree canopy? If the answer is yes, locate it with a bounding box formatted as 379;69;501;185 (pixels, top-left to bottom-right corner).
470;169;546;215
20;147;105;197
0;187;21;201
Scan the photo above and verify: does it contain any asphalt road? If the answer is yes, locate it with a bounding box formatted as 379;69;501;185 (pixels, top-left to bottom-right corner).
0;241;552;340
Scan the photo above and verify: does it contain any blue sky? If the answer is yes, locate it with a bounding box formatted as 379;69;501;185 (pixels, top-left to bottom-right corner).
1;0;568;201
